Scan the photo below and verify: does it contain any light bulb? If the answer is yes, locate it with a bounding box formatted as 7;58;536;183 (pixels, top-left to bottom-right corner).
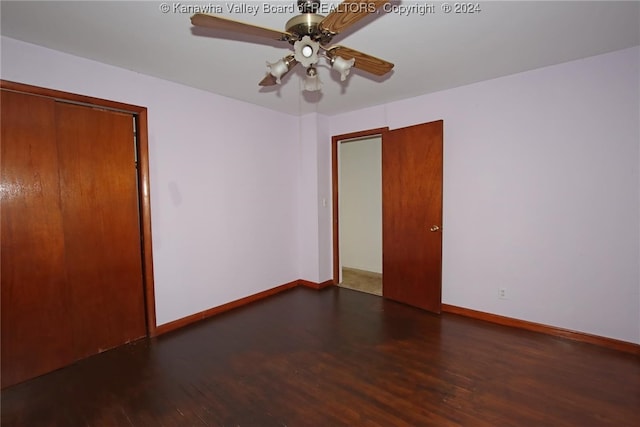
294;36;319;68
301;45;313;58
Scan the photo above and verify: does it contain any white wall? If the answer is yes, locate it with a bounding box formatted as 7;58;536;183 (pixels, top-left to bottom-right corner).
297;112;333;283
1;36;301;326
297;114;320;281
316;113;333;281
339;137;382;273
3;35;638;344
328;47;640;344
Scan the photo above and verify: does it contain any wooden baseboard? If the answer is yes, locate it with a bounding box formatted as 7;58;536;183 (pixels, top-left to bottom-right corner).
155;280;299;335
442;304;640;355
156;284;638;355
155;279;335;335
299;279;335;290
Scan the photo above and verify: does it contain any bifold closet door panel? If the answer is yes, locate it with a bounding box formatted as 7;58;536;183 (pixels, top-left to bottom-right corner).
1;90;75;388
55;103;147;359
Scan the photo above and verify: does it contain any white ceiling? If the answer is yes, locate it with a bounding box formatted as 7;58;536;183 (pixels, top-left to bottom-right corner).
1;1;639;115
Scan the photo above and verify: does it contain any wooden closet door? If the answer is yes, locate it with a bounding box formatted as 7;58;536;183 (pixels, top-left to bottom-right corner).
55;103;147;359
1;90;75;388
2;92;148;388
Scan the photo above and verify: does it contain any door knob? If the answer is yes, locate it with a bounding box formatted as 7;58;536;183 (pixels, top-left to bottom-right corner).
430;225;440;232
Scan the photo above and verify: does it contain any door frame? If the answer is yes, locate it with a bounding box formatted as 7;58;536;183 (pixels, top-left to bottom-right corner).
1;80;158;336
331;127;389;284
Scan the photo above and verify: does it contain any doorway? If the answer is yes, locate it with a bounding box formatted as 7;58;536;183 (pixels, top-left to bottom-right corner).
332;128;388;296
332;121;444;313
336;134;383;296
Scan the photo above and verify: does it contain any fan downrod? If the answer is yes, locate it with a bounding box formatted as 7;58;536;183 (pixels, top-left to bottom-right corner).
286;0;327;42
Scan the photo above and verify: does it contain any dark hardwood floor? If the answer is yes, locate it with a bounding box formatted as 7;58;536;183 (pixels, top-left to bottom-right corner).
2;287;639;426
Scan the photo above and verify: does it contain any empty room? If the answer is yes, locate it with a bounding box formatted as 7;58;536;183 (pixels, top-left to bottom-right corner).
1;1;639;426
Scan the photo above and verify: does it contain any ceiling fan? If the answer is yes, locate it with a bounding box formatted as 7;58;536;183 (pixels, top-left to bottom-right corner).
190;0;394;92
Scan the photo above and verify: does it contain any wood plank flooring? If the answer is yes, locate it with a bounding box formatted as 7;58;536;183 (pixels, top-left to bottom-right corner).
2;287;639;426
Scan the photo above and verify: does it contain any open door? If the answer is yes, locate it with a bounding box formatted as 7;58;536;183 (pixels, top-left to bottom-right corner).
382;121;443;313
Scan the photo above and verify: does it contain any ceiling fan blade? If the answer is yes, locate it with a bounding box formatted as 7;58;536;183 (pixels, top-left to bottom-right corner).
259;74;278;87
191;13;292;41
327;46;393;76
319;0;388;35
259;59;299;86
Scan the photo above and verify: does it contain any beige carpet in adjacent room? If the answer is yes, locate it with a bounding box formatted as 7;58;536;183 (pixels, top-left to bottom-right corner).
339;267;382;296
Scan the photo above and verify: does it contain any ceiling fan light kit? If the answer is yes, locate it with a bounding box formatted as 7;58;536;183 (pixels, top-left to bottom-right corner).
304;66;323;92
190;0;394;93
331;56;356;81
294;36;320;68
266;58;290;84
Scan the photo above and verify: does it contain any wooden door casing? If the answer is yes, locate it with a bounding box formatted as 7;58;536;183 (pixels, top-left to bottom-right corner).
382;121;443;313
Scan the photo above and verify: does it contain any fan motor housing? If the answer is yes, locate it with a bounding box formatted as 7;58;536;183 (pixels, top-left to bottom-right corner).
286;13;325;39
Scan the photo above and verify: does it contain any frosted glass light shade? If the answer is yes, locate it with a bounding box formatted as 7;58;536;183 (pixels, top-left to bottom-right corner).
304;75;322;92
266;59;289;84
304;67;322;92
332;56;355;81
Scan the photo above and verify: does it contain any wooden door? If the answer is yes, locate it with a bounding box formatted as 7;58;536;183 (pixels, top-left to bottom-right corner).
382;121;443;313
1;90;76;387
1;90;147;387
56;103;147;359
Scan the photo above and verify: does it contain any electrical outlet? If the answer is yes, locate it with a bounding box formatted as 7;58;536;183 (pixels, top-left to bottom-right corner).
499;288;507;300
